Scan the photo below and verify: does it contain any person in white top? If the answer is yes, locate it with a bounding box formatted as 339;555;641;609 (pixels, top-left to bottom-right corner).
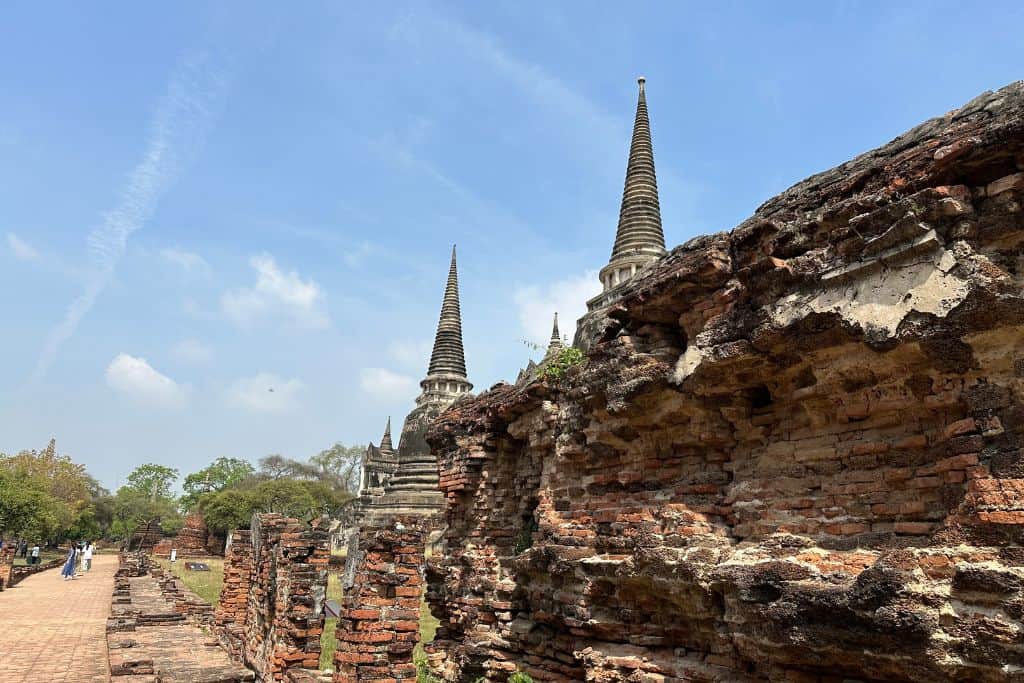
82;542;94;572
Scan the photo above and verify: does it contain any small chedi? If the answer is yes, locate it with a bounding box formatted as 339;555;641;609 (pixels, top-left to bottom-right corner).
154;513;224;558
418;80;1024;682
127;518;166;551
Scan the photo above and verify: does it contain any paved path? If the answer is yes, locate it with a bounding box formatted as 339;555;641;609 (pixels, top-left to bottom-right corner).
0;553;115;682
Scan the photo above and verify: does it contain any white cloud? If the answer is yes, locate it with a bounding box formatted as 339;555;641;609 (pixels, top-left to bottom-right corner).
388;338;433;370
222;254;330;330
34;49;230;380
7;233;40;262
105;353;189;408
359;367;418;402
170;338;214;365
514;271;602;347
161;247;209;274
228;372;304;414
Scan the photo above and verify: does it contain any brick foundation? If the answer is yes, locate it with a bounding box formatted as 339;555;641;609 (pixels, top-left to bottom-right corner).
107;552;253;682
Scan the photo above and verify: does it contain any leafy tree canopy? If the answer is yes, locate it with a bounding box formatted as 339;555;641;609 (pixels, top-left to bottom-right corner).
180;457;255;511
200;477;347;534
124;463;179;500
0;468;62;539
0;439;102;541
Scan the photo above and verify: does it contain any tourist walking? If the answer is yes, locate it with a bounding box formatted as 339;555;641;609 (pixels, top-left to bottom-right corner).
29;544;40;565
82;542;94;571
60;544;76;580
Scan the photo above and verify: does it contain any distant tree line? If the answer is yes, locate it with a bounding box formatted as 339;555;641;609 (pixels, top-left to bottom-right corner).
0;439;363;545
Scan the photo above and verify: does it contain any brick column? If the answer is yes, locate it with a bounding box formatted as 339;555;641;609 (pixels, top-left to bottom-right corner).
214;530;252;659
241;513;330;679
0;544;14;590
334;518;427;682
212;532;250;655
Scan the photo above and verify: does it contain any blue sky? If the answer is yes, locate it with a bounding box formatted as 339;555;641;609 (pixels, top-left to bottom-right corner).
2;1;1021;489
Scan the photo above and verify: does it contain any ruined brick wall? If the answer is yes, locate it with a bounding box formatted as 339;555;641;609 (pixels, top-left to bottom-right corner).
9;556;67;585
334;518;428;682
217;513;330;680
151;563;216;625
216;530;253;659
426;82;1024;682
108;552;253;682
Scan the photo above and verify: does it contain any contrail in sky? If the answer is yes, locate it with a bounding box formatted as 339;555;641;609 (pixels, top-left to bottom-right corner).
33;49;230;381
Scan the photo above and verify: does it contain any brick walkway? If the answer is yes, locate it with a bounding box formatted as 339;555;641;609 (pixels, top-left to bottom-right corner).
0;553;115;682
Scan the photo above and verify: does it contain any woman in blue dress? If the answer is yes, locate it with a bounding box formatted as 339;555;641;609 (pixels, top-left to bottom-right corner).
60;544;76;580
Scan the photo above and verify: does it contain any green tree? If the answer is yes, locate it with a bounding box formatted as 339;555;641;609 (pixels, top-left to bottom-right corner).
0;469;62;540
110;485;182;539
180;457;255;511
110;463;182;540
200;478;347;534
0;439;107;542
124;463;179;499
200;487;257;534
1;439;93;534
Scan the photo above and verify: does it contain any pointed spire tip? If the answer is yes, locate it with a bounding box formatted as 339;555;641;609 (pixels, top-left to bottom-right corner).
426;246;468;379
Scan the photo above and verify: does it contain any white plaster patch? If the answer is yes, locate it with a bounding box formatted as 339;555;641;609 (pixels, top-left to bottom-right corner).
671;345;705;384
672;246;972;384
770;248;970;339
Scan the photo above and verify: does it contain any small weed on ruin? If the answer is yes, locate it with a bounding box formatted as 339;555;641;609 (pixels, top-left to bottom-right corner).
540;346;585;381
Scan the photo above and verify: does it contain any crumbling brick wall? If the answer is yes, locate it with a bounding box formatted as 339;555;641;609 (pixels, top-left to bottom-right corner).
214;513;330;681
425;82;1024;682
215;530;253;660
9;556;64;585
333;517;428;682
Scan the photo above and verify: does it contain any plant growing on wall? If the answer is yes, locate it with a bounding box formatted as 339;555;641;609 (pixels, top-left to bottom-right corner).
539;346;585;380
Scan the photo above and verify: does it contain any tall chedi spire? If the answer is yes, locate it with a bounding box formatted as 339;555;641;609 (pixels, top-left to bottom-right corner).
598;76;666;294
418;245;472;405
360;246;474;520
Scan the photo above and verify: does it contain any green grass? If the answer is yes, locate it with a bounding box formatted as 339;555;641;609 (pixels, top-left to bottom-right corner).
320;571;344;669
419;597;440;642
157;557;225;605
13;551;62;566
